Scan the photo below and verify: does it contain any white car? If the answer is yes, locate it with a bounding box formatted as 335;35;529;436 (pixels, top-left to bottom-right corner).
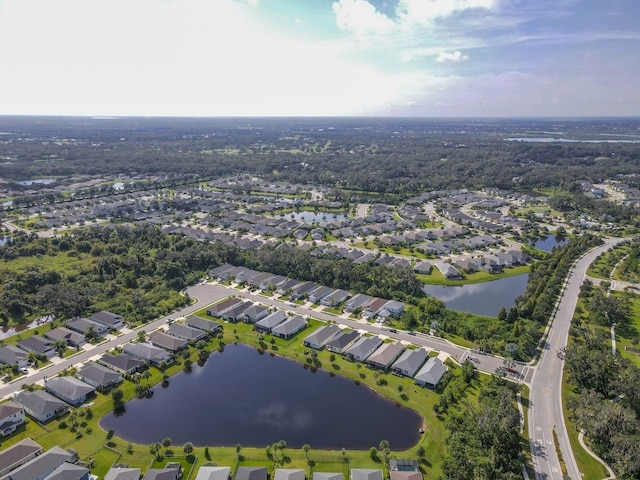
19;367;29;374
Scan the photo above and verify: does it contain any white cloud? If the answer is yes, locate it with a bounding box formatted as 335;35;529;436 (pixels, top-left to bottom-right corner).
436;51;469;62
332;0;394;36
397;0;496;25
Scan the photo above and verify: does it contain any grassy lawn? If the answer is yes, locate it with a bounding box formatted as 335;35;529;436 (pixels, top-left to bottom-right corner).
418;264;530;286
0;251;94;279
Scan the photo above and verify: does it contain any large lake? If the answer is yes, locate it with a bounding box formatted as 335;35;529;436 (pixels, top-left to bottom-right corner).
422;274;529;317
100;343;422;449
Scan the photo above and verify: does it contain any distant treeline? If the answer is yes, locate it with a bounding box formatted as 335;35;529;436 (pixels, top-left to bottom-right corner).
1;117;639;202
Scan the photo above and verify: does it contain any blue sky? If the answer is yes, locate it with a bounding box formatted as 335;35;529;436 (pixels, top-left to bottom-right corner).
0;0;638;116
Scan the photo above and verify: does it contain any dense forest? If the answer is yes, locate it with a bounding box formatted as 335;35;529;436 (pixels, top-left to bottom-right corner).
1;117;640;199
0;225;423;324
566;283;640;479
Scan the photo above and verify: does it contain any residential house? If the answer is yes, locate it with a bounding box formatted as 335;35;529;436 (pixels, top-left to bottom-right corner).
391;349;428;378
344;337;383;362
363;298;389;318
414;357;447;389
206;298;243;317
194;466;231;480
247;272;274;288
0;346;29;369
105;467;141;480
44;462;90;480
76;362;123;390
44;377;94;406
89;311;123;330
303;325;341;350
344;294;372;313
185;316;222;334
221;302;253;322
325;330;360;354
167;323;207;342
123;342;174;366
242;305;269;324
235;467;268;480
289;281;317;300
0;445;75;480
313;474;343;480
98;352;145;375
366;342;405;370
271;315;307;339
66;318;108;336
390;471;421;480
43;327;85;348
0;400;25;437
0;438;42;477
149;331;188;352
435;263;462;279
209;263;235;280
13;391;69;423
142;466;181;480
276;279;302;295
321;289;350;307
254;311;287;333
17;336;55;359
273;469;306;480
260;274;288;291
308;286;333;304
383;300;404;317
412;261;432;274
389;460;419;473
350;470;383;480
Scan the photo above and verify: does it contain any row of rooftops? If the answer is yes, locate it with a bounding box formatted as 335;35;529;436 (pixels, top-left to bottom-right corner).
209;265;405;319
302;325;447;388
0;439;422;480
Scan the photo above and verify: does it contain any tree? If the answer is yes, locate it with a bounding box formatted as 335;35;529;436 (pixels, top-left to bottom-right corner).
416;445;426;460
235;443;242;458
162;437;171;453
379;440;390;462
111;388;124;409
497;306;507;322
183;442;194;455
141;369;152;390
369;447;379;461
150;442;162;459
53;340;67;357
302;444;311;464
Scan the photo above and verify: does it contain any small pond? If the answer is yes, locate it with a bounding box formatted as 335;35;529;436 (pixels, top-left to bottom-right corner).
531;235;567;252
289;212;346;223
16;178;56;186
100;343;422;449
422;273;529;317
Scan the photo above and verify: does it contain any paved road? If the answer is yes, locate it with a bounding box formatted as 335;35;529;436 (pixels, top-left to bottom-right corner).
0;283;228;400
1;280;519;401
528;237;626;480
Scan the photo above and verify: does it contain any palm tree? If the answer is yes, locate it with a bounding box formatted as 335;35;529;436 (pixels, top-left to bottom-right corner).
53;340;67;357
302;444;311;464
141;369;152;390
162;437;171;453
235;443;242;459
183;442;194;455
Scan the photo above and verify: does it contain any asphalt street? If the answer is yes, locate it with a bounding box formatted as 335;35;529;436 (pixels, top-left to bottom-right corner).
528;237;626;480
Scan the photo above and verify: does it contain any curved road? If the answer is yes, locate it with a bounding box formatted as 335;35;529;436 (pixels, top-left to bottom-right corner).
529;237;626;480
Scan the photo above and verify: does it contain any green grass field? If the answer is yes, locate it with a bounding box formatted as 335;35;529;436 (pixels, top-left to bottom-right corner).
418;264;530;285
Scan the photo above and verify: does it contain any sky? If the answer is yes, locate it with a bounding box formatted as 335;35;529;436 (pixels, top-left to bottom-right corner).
0;0;639;117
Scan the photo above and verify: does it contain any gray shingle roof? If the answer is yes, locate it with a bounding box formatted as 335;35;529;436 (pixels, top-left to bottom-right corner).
45;377;94;403
235;467;268;480
149;331;188;352
13;390;68;419
104;467;141;480
273;469;305;480
77;362;121;388
303;325;341;347
0;438;42;477
194;466;230;480
167;323;206;341
0;345;28;366
44;462;89;480
1;446;73;480
271;316;306;336
391;348;428;377
185;316;221;333
123;342;173;364
414;357;447;387
99;353;145;373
